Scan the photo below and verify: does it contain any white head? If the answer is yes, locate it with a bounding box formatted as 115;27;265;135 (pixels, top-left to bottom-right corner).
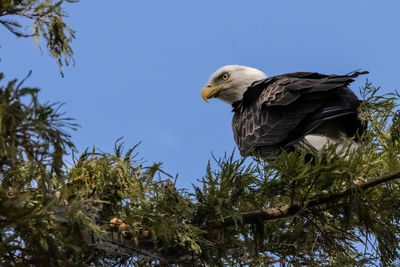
201;65;267;105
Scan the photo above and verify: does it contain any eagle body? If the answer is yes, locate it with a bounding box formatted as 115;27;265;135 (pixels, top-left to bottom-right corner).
201;66;367;157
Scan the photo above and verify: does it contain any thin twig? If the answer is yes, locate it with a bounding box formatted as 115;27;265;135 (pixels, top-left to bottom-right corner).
0;19;33;37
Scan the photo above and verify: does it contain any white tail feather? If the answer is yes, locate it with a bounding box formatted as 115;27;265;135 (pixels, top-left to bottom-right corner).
302;134;358;153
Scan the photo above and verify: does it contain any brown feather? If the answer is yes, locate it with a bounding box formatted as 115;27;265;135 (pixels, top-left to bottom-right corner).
232;71;368;157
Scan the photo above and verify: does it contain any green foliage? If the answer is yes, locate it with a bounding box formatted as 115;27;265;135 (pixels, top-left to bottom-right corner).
191;82;400;266
0;73;207;265
66;143;207;260
0;72;77;174
2;2;400;265
0;72;81;266
1;70;400;266
0;0;78;74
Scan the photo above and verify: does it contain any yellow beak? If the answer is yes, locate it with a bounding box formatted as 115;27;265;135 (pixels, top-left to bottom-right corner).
201;84;222;103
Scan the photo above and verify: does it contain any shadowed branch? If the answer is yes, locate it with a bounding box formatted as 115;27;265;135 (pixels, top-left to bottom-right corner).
209;171;400;227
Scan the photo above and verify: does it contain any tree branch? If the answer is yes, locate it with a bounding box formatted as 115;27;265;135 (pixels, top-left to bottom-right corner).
0;19;33;37
93;171;400;262
209;171;400;227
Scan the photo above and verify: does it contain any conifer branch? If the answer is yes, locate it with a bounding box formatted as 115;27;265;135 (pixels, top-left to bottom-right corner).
210;171;400;227
2;72;399;265
92;171;400;262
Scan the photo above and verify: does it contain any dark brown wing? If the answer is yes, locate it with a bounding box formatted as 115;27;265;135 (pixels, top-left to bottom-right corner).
231;71;368;156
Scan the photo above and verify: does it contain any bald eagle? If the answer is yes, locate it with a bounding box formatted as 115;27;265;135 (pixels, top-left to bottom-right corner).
201;65;367;157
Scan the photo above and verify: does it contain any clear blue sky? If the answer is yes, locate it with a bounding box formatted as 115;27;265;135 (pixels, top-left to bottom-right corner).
1;0;400;189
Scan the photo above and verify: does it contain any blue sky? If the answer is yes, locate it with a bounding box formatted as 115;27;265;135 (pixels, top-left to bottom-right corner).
1;0;400;189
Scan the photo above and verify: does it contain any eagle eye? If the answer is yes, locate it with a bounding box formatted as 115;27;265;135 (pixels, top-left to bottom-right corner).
221;73;229;80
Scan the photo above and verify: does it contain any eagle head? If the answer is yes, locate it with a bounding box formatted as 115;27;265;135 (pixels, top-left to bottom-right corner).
201;65;267;104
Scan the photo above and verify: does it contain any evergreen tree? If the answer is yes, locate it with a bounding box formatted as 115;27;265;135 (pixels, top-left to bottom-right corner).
1;1;400;266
